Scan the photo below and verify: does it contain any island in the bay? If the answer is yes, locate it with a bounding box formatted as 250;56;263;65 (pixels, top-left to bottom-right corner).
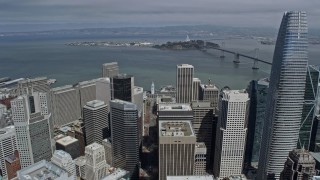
152;40;220;50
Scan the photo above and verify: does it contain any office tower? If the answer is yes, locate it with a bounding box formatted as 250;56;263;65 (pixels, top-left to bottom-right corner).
51;150;76;180
83;100;109;144
102;139;113;165
0;126;16;179
176;64;194;103
244;79;269;168
299;65;320;150
159;121;196;180
17;77;50;95
133;86;144;143
151;81;155;95
110;99;139;179
50;85;81;127
11;96;53;169
0;104;6;119
258;11;309;179
191;101;215;168
68;122;86;156
75;156;86;179
102;62;119;78
4;150;21;180
192;78;201;101
56;136;80;159
213;89;249;179
280;149;316;179
76;79;97;111
199;81;219;108
158;103;193;122
194;142;207;176
112;74;134;102
96;77;111;106
17;160;74;180
85;143;107;180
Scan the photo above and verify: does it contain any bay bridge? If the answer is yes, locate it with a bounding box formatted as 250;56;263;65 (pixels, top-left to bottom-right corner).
204;41;272;69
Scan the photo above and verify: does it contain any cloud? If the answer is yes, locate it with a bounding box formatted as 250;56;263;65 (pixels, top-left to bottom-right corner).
0;0;319;30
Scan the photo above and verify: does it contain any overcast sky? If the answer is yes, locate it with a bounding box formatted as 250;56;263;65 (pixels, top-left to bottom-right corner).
1;0;319;31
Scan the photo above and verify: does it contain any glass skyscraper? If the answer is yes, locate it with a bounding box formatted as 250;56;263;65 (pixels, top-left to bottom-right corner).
258;11;308;179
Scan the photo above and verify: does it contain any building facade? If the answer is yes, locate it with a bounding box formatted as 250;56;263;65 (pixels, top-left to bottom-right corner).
85;143;107;180
199;82;219;109
51;150;76;180
258;11;309;179
159;121;196;180
110;99;139;179
194;142;207;176
213;90;249;179
176;64;194;103
192;78;201;101
112;74;134;102
4;150;21;180
0;126;16;179
56;136;80;159
102;62;119;78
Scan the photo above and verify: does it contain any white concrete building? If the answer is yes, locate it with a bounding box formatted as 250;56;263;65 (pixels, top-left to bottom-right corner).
51;150;76;180
85;143;107;180
0;126;16;179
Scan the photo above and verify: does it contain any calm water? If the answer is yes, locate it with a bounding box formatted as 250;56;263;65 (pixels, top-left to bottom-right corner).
0;35;319;90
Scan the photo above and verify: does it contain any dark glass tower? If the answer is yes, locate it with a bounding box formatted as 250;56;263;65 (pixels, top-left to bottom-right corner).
112;74;134;102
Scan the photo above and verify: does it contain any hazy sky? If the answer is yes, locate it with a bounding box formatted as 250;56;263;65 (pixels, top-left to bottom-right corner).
1;0;319;31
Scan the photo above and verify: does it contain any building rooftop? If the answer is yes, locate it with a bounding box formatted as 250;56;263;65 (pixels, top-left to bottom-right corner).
103;62;118;66
56;136;78;146
75;156;86;166
4;153;19;164
17;160;69;180
200;84;219;90
177;64;194;68
85;100;106;108
0;125;15;137
221;89;249;101
102;168;129;180
134;86;143;94
50;85;74;92
159;121;194;137
159;103;192;111
258;78;270;86
86;142;104;151
167;175;214;180
113;73;133;79
53;150;72;159
191;101;211;108
310;152;320;162
110;99;137;110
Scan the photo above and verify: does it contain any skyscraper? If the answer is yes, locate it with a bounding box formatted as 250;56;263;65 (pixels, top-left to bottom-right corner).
51;150;76;180
112;74;134;102
11;95;53;169
102;62;119;78
213;89;249;179
83;100;109;144
158;121;196;180
192;78;201;101
96;77;111;107
176;64;194;103
299;65;320;150
110;99;139;179
85;143;107;180
0;126;16;179
157;103;193;122
199;81;219;109
258;11;309;179
192;101;215;168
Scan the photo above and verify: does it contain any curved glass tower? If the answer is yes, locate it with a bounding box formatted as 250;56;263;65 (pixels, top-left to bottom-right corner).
258;11;308;179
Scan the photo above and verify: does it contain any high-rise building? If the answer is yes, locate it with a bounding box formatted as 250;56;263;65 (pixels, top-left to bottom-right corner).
112;74;134;102
50;85;81;127
213;89;249;179
83;100;109;145
85;143;107;180
258;11;309;179
244;78;269;168
56;136;80;159
176;64;194;103
96;77;111;107
280;149;316;179
194;142;207;176
102;139;113;165
17;77;50;95
299;65;320;150
192;78;201;101
158;103;193;122
76;79;97;111
110;99;139;179
4;150;21;180
0;104;6;119
191;101;215;168
158;121;196;180
133;86;144;143
51;150;76;180
75;156;86;179
11;96;53;169
17;160;74;180
102;62;119;78
0;126;16;179
199;81;219;109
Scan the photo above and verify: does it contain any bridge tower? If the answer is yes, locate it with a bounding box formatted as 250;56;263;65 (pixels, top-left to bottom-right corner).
220;42;225;59
252;48;259;70
233;53;240;64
